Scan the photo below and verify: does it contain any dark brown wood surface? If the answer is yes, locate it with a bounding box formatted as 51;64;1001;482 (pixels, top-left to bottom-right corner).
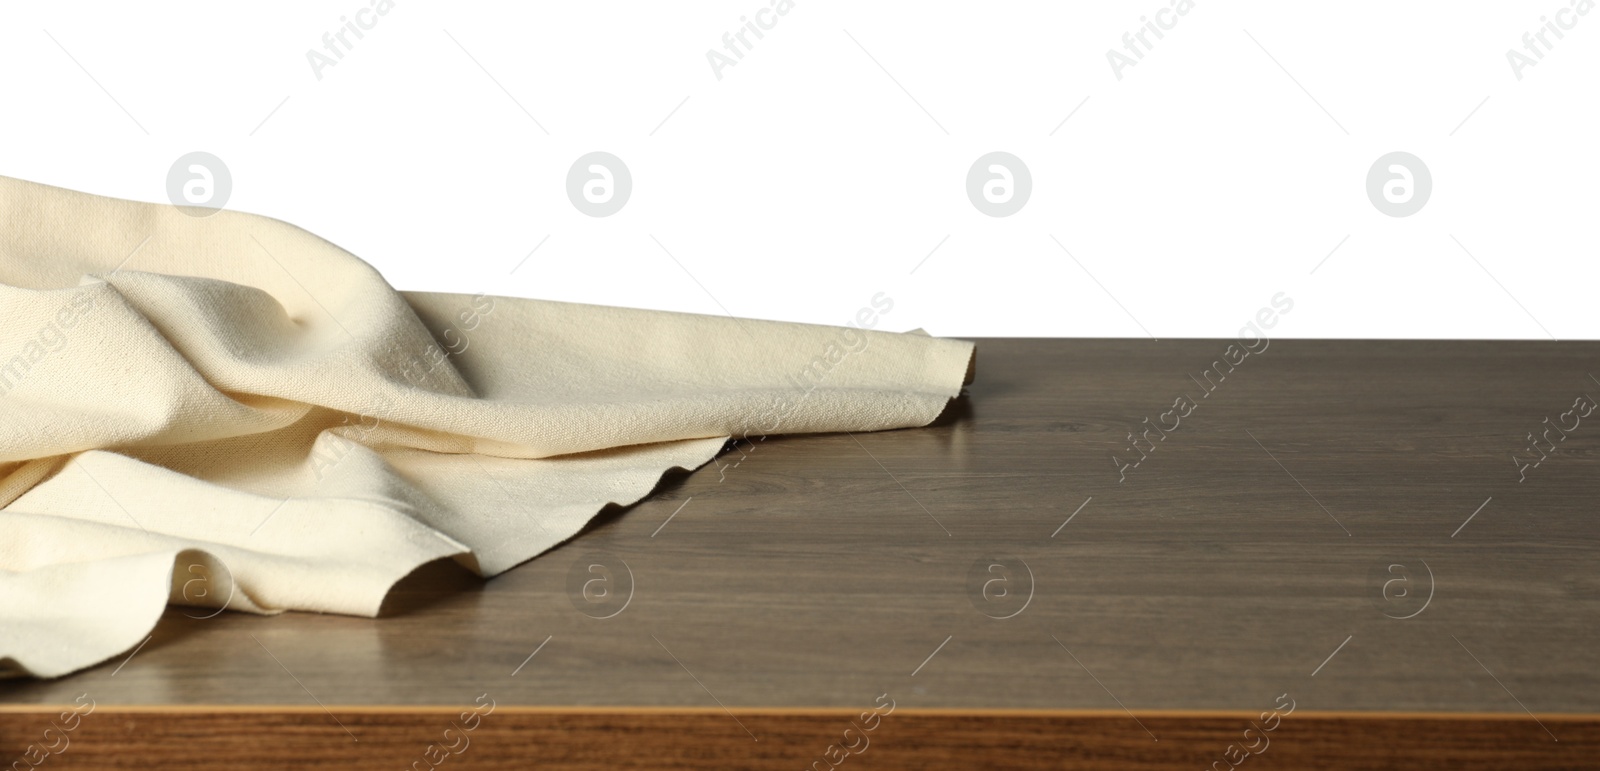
4;338;1598;768
1;708;1596;770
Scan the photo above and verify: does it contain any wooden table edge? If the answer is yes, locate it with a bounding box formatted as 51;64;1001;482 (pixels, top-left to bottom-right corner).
4;706;1591;768
0;704;1596;721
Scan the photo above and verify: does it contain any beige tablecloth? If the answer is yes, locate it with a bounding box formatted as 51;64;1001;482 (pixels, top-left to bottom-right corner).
0;176;975;678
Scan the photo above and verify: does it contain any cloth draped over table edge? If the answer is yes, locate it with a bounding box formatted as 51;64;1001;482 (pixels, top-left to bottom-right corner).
0;175;977;679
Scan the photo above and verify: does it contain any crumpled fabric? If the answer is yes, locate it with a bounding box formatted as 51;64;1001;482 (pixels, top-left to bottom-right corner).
0;176;975;678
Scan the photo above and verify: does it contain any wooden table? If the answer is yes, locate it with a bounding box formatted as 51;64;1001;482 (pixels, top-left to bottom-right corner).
4;339;1597;769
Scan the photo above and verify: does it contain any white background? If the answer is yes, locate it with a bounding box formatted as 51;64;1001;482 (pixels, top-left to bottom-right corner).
1;1;1595;339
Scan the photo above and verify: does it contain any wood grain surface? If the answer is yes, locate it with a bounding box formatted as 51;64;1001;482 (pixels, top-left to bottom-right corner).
1;708;1596;770
4;338;1598;768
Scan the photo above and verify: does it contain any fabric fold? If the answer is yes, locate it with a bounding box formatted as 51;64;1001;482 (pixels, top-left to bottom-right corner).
0;175;975;679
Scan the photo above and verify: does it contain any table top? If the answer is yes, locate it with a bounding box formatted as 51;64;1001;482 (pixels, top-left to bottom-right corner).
4;338;1597;768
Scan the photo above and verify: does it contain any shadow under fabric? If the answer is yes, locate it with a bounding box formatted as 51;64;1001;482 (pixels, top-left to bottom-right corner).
0;176;976;679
